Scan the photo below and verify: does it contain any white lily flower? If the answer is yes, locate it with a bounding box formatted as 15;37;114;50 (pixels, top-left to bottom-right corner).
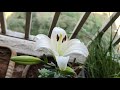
34;27;89;71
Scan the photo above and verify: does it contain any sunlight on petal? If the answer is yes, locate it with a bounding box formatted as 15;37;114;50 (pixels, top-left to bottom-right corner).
64;39;89;57
34;34;59;56
34;34;51;50
64;39;89;64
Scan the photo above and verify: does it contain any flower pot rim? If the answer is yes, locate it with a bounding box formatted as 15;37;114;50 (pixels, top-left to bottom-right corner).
0;45;17;78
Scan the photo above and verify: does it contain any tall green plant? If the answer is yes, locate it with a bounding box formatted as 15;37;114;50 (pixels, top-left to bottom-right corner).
85;27;120;78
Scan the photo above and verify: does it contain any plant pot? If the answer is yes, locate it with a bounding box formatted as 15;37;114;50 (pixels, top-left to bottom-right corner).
11;56;87;78
0;45;16;78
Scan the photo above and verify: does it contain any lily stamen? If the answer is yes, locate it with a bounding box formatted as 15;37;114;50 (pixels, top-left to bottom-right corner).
62;35;66;43
57;34;59;41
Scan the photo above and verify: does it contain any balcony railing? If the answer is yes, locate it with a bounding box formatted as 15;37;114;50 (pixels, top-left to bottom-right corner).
0;12;120;57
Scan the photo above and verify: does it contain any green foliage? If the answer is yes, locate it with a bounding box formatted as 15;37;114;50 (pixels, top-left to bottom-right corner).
60;66;75;75
38;68;74;78
30;12;53;35
85;33;120;78
38;68;55;78
77;13;109;45
7;12;25;33
11;56;42;65
56;12;81;37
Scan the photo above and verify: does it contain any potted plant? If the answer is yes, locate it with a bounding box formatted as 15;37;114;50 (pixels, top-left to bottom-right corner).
11;27;89;78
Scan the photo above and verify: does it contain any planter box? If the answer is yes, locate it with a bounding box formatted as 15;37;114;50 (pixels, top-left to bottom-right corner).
0;46;16;78
11;56;87;78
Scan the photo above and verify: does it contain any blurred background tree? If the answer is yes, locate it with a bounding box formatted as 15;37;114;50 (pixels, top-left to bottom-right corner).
5;12;117;45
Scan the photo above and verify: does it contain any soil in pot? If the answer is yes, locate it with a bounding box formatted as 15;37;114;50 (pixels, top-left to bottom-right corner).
12;63;44;78
26;64;44;78
26;56;55;78
12;64;26;78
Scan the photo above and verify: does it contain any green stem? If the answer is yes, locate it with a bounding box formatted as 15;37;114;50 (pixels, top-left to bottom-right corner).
40;60;56;67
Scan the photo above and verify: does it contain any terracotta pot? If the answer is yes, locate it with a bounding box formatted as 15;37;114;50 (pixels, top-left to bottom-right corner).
0;45;16;78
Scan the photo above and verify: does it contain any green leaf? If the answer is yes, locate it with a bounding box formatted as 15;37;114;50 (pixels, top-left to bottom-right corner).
14;60;40;65
43;54;48;63
60;66;76;75
11;56;42;65
38;68;54;78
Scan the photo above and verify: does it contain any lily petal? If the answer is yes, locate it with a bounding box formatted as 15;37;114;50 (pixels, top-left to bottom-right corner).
34;34;58;56
64;39;89;64
51;27;67;40
55;56;69;71
34;34;51;50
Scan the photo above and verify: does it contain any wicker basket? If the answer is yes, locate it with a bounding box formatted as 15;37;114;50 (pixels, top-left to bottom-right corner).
0;46;16;78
